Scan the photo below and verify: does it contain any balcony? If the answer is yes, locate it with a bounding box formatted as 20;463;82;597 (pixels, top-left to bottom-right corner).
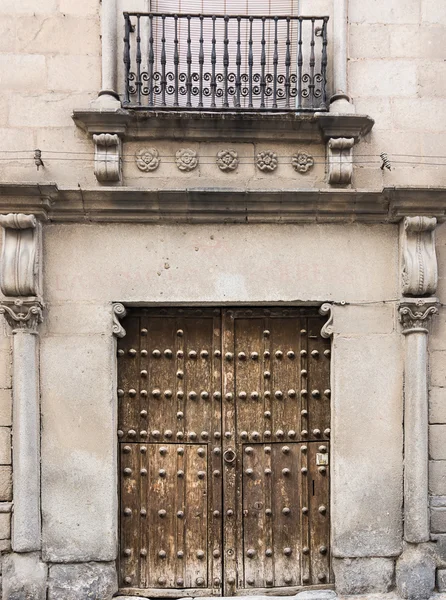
122;12;329;112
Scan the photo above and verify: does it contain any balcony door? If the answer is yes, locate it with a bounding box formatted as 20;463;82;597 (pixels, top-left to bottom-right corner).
118;307;331;597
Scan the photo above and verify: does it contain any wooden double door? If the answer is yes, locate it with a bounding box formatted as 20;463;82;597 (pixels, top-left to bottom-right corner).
118;307;331;597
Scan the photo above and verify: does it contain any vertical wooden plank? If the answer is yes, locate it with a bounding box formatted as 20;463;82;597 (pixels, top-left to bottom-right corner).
175;443;186;588
117;316;141;443
184;316;214;443
271;317;301;445
307;317;331;443
234;318;264;441
147;443;176;588
210;312;223;593
119;443;140;588
271;443;301;588
185;444;208;589
139;443;149;588
222;309;238;595
242;443;266;588
308;441;331;585
300;439;311;585
147;317;177;440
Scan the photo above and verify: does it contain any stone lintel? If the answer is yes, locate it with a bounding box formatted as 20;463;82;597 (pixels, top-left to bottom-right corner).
73;108;374;144
0;184;445;223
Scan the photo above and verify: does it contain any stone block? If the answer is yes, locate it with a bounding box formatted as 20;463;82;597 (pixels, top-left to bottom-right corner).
431;308;446;351
15;16;100;56
0;55;46;91
8;92;96;128
430;461;446;496
418;62;446;98
0;467;12;502
350;0;421;24
354;97;392;131
0;390;12;427
0;16;16;53
349;24;390;59
334;303;395;335
430;351;446;388
430;388;446;425
0;513;10;540
44;303;113;336
48;562;118;600
0;428;11;465
0;351;11;390
419;26;446;59
47;55;101;92
438;568;446;592
0;0;57;13
0;128;38;154
422;0;446;24
389;25;421;58
44;223;398;305
2;553;47;600
392;99;446;132
333;557;394;594
349;60;417;98
430;426;446;460
59;0;99;15
332;334;403;557
396;546;436;600
432;507;446;533
41;335;117;562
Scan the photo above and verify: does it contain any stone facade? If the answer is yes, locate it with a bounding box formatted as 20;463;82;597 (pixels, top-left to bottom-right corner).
0;0;445;599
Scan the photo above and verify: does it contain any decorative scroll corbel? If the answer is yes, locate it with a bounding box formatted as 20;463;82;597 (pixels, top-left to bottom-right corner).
319;303;334;338
401;216;437;297
112;303;127;338
0;214;41;297
328;137;354;184
93;133;122;183
399;298;439;335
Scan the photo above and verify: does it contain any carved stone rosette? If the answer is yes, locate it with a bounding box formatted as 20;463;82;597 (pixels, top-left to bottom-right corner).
399;298;439;335
176;148;198;172
401;216;438;297
292;151;314;174
255;151;278;172
328;137;354;184
93;133;122;183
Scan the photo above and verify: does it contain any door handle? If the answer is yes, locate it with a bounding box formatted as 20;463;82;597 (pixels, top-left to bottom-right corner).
223;449;236;464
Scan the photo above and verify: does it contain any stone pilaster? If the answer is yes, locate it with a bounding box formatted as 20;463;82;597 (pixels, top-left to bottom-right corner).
399;298;439;544
0;214;43;554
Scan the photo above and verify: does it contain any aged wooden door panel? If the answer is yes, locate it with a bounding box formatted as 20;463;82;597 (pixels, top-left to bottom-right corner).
118;309;222;597
222;309;331;595
118;307;331;597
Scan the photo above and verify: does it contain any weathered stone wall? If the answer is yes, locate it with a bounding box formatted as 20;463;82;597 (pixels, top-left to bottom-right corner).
430;222;446;587
350;0;446;189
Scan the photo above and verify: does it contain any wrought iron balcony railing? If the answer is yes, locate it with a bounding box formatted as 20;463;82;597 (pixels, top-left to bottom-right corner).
123;12;329;112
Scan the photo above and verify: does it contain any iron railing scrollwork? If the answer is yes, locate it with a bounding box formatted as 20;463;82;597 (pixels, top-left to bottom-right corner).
123;12;329;112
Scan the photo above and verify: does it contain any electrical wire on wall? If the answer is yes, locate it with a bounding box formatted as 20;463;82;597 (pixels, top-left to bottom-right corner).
0;150;445;170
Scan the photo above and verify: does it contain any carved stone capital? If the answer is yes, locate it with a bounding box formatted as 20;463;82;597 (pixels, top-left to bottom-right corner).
112;303;127;338
319;303;334;338
0;213;41;297
93;133;122;183
327;137;354;185
0;298;43;333
398;298;439;335
401;216;438;297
